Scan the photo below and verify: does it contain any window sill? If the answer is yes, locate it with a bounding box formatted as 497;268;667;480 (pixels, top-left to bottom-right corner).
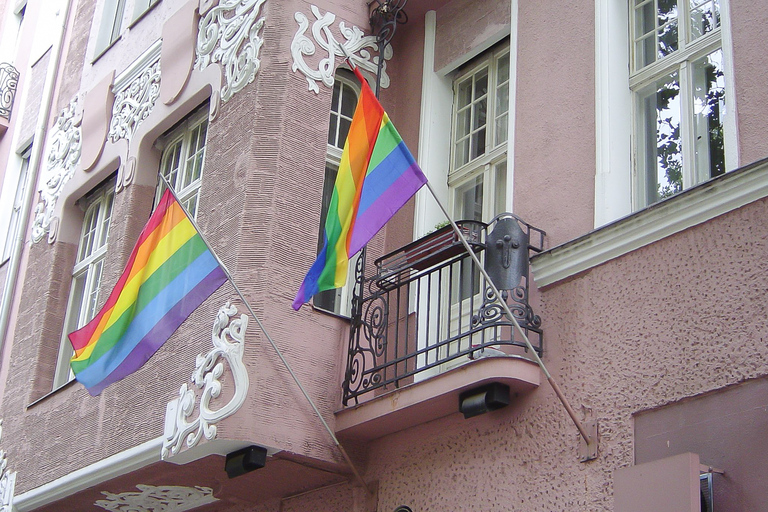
27;378;76;409
531;156;768;287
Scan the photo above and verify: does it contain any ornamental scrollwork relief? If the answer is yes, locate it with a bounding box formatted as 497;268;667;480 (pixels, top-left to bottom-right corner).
0;421;17;512
108;58;161;143
195;0;266;102
94;485;218;512
32;97;82;244
162;302;249;459
291;5;393;94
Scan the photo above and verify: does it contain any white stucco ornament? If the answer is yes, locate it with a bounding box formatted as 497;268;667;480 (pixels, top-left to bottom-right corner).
162;302;249;459
94;485;217;512
291;5;393;94
31;97;82;244
108;58;161;143
195;0;266;102
0;421;16;512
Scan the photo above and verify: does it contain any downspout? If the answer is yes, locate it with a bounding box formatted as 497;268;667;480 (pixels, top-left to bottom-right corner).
0;0;73;355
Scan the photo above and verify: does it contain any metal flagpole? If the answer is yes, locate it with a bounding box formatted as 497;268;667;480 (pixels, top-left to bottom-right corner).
422;181;594;446
157;175;372;494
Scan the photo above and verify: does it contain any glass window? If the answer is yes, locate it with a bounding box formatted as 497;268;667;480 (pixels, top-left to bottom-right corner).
630;0;726;207
155;106;209;218
313;72;360;316
54;178;116;390
94;0;127;58
2;149;30;262
131;0;161;24
449;44;509;223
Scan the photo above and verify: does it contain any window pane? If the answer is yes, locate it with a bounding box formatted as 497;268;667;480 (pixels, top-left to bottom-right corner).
99;189;114;248
692;49;725;180
494;161;507;215
457;78;472;108
690;0;720;41
657;0;679;59
637;71;682;205
456;176;484;222
471;128;486;160
455;139;469;168
79;204;100;261
340;83;356;118
474;70;488;99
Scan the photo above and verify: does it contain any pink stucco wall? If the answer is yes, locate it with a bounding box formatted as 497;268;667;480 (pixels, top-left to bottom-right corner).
2;0;768;509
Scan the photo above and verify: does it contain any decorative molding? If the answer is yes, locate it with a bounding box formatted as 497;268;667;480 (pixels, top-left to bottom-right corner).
291;5;393;94
94;485;217;512
108;57;161;143
31;97;82;244
0;421;16;512
162;302;249;459
531;158;768;287
195;0;266;102
13;437;163;512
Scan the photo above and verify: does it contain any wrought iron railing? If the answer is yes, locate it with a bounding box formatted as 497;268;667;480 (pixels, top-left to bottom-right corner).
343;213;545;405
0;62;20;121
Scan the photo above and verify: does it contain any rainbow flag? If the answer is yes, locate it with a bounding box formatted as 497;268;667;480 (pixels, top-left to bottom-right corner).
293;68;427;310
68;189;227;395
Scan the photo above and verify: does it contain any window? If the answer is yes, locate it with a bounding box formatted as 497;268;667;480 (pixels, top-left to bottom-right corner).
449;45;509;302
155;107;209;218
93;0;127;57
130;0;160;25
449;44;509;224
313;72;360;316
54;178;116;389
2;149;30;262
630;0;726;207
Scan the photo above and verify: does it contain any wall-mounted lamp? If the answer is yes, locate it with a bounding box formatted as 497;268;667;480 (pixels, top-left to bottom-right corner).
459;383;510;419
225;445;268;479
394;507;413;512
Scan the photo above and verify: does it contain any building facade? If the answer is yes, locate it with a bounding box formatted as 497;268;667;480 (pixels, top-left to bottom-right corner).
0;0;766;510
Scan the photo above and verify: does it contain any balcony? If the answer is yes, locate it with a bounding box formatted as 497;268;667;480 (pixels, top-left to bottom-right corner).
0;62;20;135
337;213;545;440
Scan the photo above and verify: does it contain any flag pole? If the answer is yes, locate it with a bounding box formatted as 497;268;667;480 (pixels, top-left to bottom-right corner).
157;176;372;493
422;180;593;446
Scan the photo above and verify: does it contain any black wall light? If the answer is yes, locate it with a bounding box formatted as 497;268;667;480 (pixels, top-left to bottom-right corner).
459;383;510;419
225;445;268;478
394;507;413;512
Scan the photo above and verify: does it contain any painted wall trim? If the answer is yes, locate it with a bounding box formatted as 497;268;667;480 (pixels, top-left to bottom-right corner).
532;157;768;287
12;437;163;511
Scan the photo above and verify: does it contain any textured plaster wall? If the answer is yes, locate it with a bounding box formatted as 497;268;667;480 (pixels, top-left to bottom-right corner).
346;196;768;512
729;0;768;165
514;0;596;247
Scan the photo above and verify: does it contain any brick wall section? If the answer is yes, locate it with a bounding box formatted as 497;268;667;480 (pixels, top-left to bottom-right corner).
56;0;95;113
18;49;48;144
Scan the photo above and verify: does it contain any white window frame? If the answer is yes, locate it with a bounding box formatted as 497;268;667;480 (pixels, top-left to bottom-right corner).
313;71;360;317
629;0;734;209
155;106;209;218
54;179;116;390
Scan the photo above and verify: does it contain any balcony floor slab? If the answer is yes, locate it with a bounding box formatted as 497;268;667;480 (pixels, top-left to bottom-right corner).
335;356;541;441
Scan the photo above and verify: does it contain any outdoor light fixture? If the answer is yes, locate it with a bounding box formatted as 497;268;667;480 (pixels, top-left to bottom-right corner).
394;507;413;512
459;383;510;419
225;445;268;478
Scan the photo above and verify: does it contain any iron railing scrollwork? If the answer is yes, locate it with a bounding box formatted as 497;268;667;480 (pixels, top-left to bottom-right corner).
0;63;20;121
343;214;545;406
